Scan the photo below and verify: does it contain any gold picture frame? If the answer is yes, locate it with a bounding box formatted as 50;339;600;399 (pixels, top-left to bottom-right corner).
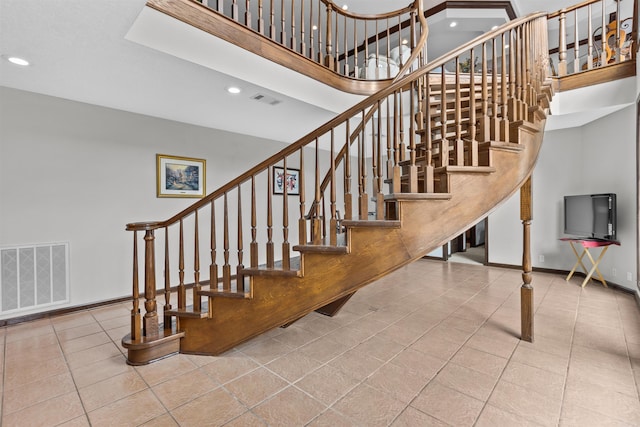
156;154;206;198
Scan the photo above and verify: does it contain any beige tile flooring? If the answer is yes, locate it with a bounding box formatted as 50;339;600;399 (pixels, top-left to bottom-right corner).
2;259;640;426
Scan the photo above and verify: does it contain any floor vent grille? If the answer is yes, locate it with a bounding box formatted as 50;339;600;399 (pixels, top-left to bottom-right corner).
0;243;69;314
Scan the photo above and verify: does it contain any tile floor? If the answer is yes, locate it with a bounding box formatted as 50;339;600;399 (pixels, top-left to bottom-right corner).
2;259;640;426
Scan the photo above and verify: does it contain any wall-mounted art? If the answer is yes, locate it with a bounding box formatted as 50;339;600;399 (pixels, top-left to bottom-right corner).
273;167;300;195
157;154;206;198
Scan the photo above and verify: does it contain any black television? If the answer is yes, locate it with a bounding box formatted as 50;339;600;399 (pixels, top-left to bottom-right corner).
563;193;617;241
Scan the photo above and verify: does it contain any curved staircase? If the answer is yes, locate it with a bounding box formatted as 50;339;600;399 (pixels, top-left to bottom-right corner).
122;9;553;365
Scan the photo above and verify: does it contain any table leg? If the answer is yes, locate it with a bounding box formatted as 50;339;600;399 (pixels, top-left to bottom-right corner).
566;241;589;281
581;246;610;288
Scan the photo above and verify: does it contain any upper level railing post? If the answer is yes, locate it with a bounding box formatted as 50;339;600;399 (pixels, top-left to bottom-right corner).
325;3;334;69
557;12;567;76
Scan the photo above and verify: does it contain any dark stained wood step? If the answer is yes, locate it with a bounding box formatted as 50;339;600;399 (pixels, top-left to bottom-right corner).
384;193;452;201
341;219;401;228
242;256;302;277
199;289;252;299
434;165;495;174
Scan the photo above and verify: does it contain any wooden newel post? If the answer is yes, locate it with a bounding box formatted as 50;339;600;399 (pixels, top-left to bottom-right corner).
520;177;534;342
143;229;159;338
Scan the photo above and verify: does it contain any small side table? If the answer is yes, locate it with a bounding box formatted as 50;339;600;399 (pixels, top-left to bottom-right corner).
560;238;620;288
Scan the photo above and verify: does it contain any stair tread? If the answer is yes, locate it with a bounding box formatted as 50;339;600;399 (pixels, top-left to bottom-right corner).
341;219;401;228
242;256;302;276
384;193;452;201
164;301;209;318
435;165;496;174
199;289;252;299
478;141;524;152
293;244;349;253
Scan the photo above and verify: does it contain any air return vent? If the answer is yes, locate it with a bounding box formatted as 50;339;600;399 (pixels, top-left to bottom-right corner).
250;93;282;106
0;243;69;314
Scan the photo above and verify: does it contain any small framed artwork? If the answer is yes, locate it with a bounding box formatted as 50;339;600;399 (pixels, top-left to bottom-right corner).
156;154;206;198
273;167;300;195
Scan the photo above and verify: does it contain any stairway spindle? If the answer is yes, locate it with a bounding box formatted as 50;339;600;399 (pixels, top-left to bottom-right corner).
343;14;348;75
439;66;449;167
408;81;417;192
468;49;479;166
330;130;337;244
210;200;219;290
317;0;323;63
398;88;405;161
232;0;238;21
424;79;434;192
290;0;296;51
375;100;384;212
223;193;232;290
237;185;245;290
163;227;172;330
280;0;286;45
131;231;141;341
500;32;510;142
178;219;186;309
245;0;251;27
269;0;275;40
258;0;264;34
359;111;368;219
490;38;499;140
282;159;291;268
454;57;464;166
344;120;352;220
313;138;322;242
267;168;275;266
193;211;201;312
298;148;307;245
309;0;314;59
478;42;490;142
300;0;306;54
507;30;517;123
251;176;258;267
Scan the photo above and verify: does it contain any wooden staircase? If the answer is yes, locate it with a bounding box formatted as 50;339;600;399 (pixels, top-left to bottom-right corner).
122;10;554;365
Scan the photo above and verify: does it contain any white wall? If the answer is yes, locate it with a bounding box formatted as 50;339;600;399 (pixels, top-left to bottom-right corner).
488;106;637;292
0;87;294;319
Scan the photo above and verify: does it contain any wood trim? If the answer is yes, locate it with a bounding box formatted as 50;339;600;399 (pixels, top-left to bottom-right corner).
425;1;516;21
552;59;636;92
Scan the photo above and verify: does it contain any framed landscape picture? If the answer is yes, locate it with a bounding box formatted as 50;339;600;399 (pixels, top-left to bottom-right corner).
273;167;300;195
157;154;206;198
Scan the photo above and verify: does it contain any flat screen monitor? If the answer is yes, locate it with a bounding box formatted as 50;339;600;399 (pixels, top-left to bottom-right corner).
563;193;617;241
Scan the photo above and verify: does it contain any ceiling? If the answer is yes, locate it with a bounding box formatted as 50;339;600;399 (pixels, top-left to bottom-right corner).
0;0;616;144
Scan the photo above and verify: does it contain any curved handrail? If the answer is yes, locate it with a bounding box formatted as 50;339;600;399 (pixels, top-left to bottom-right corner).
188;0;425;82
318;0;416;21
128;10;547;232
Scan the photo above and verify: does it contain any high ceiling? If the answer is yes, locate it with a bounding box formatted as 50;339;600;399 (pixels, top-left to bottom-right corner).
0;0;602;143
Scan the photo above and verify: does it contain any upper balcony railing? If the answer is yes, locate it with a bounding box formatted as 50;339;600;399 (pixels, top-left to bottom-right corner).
547;0;637;77
193;0;427;81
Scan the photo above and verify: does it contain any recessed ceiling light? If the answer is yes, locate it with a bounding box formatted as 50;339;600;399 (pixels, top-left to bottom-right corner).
491;25;499;30
505;44;510;49
227;86;241;94
312;25;318;30
7;56;29;66
401;39;409;45
449;21;457;28
342;4;348;10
